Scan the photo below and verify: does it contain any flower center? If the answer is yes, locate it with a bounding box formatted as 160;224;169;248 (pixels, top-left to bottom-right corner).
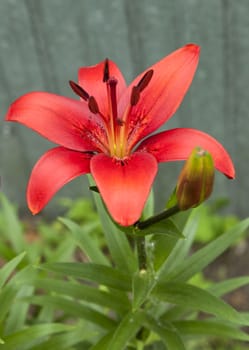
70;61;153;159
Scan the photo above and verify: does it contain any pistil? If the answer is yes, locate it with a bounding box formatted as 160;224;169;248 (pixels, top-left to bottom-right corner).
103;58;110;82
107;78;118;122
103;59;122;157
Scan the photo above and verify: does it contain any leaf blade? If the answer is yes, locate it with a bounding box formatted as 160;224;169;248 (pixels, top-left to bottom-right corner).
173;319;249;341
144;315;186;350
157;208;200;279
41;262;131;291
162;218;249;283
0;252;26;289
59;218;109;265
25;295;116;330
153;282;247;325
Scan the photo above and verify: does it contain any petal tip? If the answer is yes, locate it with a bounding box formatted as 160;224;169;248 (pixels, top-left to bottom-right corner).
28;204;40;216
184;43;201;55
27;196;42;215
5;104;14;121
226;167;236;180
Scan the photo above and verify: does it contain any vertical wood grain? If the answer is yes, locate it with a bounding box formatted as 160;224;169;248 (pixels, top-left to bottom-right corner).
1;0;248;217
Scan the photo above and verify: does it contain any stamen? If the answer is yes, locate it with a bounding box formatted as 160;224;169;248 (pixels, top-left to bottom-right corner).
88;96;100;114
137;69;154;92
69;80;89;101
129;70;154;107
103;58;110;82
107;78;118;121
130;86;140;106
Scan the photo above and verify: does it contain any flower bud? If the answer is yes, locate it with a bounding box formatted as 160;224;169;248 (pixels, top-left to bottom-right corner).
176;147;215;210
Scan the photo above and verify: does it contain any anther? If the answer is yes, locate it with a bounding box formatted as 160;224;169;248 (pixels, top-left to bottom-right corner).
137;69;154;92
130;86;140;106
103;58;110;82
88;96;100;114
69;80;90;101
130;70;153;107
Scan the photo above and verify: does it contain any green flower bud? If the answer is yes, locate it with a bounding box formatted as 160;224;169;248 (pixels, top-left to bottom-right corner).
176;147;215;210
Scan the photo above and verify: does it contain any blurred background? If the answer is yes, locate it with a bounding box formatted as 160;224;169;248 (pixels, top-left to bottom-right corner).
0;0;248;218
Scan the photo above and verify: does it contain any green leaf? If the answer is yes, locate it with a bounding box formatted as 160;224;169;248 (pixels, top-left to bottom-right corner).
159;305;191;322
108;310;144;350
166;187;178;209
88;175;137;273
141;189;154;219
0;194;25;254
90;311;145;350
59;218;109;265
153;282;247;325
25;295;116;330
0;284;18;323
0;252;26;289
208;276;249;297
149;235;179;271
90;331;114;350
29;278;130;314
144;315;186;350
157;208;200;279
48;236;76;262
160;218;249;283
132;270;154;310
138;219;183;238
173;319;249;341
31;325;95;350
2;323;74;350
159;276;249;323
41;262;131;291
5;285;34;334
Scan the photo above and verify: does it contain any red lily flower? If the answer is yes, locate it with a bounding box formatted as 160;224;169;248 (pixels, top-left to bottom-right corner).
5;44;235;226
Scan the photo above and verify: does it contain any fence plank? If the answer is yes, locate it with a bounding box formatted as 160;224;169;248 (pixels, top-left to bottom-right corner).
0;0;248;217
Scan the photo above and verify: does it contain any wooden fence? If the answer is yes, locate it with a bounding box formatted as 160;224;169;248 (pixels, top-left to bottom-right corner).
0;0;248;217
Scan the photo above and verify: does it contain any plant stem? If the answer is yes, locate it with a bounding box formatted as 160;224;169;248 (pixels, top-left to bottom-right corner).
134;206;180;269
136;235;147;270
136;205;180;230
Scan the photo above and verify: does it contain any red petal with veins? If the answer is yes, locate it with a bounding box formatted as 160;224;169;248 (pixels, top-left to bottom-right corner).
120;44;200;149
137;128;235;179
6;92;107;153
90;152;158;226
78;59;127;117
27;147;92;214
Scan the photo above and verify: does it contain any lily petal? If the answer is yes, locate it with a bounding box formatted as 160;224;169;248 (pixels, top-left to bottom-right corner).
6;92;107;153
90;152;158;226
79;59;127;117
27;147;91;214
137;128;235;179
120;44;200;148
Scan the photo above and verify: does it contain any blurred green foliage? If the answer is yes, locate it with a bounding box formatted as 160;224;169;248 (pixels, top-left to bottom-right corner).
0;193;248;349
194;198;239;243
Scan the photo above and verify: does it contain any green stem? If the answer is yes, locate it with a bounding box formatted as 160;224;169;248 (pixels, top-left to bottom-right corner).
136;235;147;270
135;205;180;230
